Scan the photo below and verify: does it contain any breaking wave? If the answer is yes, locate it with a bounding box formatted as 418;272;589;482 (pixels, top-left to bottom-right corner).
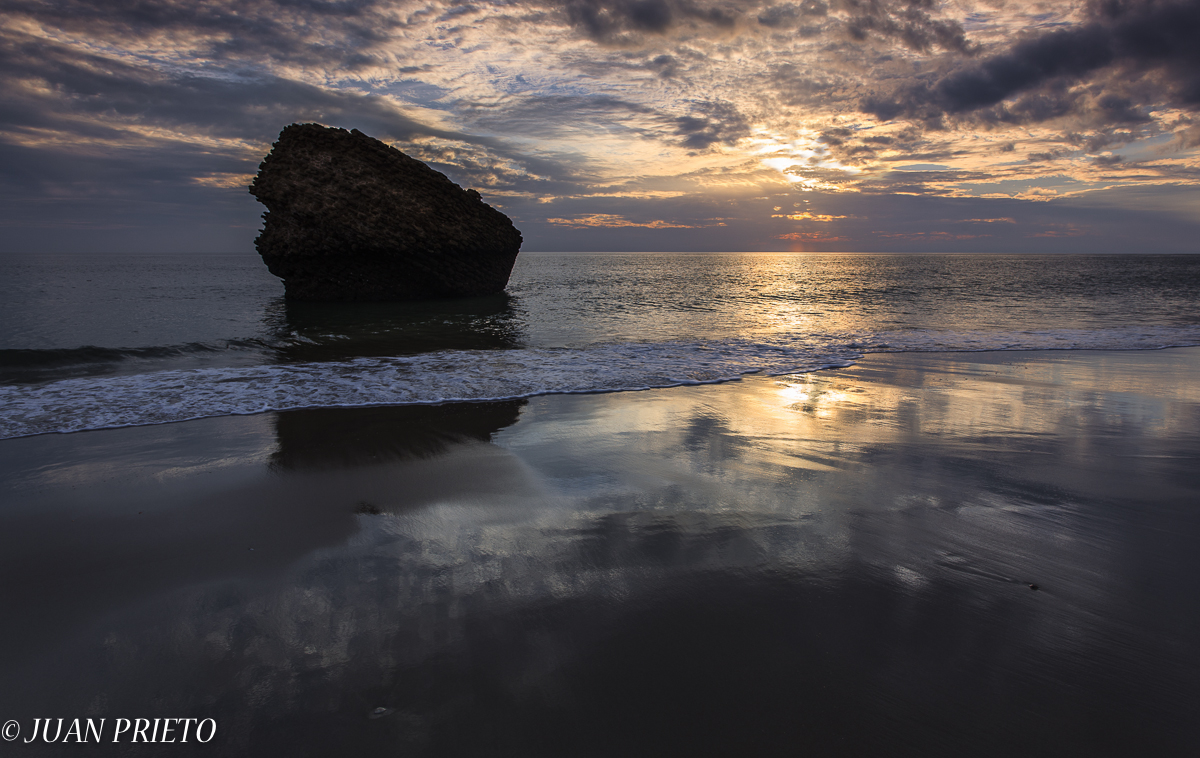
3;324;1200;439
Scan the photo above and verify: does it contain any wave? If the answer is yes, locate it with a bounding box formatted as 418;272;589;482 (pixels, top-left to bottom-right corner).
2;325;1199;439
0;340;272;384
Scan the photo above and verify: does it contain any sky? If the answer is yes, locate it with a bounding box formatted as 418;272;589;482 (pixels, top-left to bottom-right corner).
2;0;1199;253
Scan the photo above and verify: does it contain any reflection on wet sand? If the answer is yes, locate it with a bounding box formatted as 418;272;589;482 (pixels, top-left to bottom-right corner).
0;400;531;683
1;349;1198;756
271;400;526;470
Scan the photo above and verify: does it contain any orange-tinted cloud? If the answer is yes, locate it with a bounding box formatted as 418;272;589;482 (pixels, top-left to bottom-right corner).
776;231;847;241
547;214;724;229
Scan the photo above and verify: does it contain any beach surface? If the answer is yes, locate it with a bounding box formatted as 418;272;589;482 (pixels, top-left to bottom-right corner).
2;347;1199;756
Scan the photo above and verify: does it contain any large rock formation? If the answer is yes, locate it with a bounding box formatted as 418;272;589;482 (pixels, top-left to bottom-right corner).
249;123;522;301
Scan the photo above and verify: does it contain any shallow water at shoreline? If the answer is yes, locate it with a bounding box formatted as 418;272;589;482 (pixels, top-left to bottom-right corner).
4;253;1200;439
2;348;1198;756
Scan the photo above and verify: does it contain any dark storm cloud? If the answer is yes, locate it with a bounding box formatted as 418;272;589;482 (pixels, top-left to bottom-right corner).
674;100;752;149
555;0;742;41
648;53;681;77
1026;148;1073;162
765;64;855;108
1;0;397;68
813;126;894;164
553;0;968;52
1065;128;1137;152
838;0;970;53
0;0;444;145
571;0;672;35
813;125;931;167
863;0;1200;125
756;0;828;28
0;33;447;145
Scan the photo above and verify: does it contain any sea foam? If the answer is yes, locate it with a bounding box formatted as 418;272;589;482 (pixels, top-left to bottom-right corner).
2;325;1198;439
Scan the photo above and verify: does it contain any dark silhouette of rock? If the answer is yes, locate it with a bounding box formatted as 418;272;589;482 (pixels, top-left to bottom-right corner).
270;400;526;471
249;123;522;301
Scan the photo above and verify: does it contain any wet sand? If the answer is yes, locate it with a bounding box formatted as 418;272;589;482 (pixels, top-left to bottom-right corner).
2;348;1199;756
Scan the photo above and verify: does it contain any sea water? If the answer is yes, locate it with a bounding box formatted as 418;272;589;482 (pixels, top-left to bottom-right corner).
2;252;1199;438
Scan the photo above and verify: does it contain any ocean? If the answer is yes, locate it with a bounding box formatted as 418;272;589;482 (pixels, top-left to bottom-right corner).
3;252;1199;438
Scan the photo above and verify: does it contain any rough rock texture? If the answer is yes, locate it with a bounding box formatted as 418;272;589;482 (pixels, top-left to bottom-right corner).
249;123;522;301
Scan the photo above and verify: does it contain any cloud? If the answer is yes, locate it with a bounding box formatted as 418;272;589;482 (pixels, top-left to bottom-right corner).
0;23;467;145
776;231;846;241
757;1;828;29
771;211;847;220
1;0;1198;252
0;0;397;69
0;4;606;209
838;0;971;53
554;0;742;42
1031;223;1086;237
878;231;988;240
674;100;752;149
862;0;1200;126
1015;187;1060;200
1171;124;1200;151
547;212;723;228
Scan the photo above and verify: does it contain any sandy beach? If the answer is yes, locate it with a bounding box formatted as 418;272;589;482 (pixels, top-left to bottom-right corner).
2;347;1199;756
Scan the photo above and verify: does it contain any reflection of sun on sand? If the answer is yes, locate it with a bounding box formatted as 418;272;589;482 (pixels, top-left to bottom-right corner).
1;348;1199;756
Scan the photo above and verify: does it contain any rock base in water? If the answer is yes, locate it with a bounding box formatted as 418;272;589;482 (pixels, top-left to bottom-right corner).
249;123;522;301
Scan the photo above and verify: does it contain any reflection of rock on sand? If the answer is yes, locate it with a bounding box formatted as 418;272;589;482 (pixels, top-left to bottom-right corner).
0;399;538;676
270;400;526;471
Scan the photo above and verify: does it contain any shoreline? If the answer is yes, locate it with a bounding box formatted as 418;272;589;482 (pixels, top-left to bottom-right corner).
5;343;1200;441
